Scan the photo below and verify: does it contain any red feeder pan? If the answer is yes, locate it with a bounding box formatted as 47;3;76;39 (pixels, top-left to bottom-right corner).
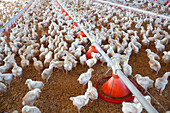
95;76;138;104
64;12;68;16
102;74;130;98
77;31;86;39
71;22;78;29
86;45;100;59
68;16;72;20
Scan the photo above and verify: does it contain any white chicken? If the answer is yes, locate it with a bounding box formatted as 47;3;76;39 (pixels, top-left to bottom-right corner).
135;74;154;93
22;88;41;106
20;55;29;69
33;57;43;73
122;59;132;77
85;80;98;102
86;56;97;68
22;105;41;113
79;54;87;66
44;51;53;67
148;55;161;75
155;72;170;95
162;51;170;66
146;49;160;60
155;39;165;53
25;79;44;90
0;72;13;88
11;62;22;80
77;68;94;88
70;92;90;113
41;63;54;82
122;101;143;113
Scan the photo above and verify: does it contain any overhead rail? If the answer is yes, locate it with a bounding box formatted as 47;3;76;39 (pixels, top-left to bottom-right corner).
0;0;36;35
56;0;158;113
92;0;170;20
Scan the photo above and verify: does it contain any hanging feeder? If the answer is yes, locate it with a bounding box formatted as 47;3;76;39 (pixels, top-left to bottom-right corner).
102;73;130;97
64;12;68;16
86;45;100;59
95;75;138;104
62;9;65;13
77;31;86;38
68;16;72;20
71;22;78;29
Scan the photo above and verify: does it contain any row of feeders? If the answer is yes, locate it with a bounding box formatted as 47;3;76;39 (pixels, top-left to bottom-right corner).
57;0;138;104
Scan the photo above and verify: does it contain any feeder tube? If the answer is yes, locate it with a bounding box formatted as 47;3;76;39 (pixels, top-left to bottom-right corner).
92;0;170;20
0;0;35;34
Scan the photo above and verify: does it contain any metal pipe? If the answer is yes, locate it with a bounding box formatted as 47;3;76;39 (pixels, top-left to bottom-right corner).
93;0;170;20
0;0;35;34
57;0;158;113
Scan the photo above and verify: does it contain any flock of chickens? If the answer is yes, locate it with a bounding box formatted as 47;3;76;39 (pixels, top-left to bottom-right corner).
0;0;170;112
104;0;170;16
0;0;29;28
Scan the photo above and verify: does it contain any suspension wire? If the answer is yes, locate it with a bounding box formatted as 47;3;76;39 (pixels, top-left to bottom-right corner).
130;74;167;112
109;70;116;96
102;67;112;78
85;41;91;48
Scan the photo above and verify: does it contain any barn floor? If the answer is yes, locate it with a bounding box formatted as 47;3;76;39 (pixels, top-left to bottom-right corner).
0;40;169;113
0;0;170;113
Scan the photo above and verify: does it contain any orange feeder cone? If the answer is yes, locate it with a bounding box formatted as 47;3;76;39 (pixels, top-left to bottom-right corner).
62;9;65;13
71;22;78;29
68;16;72;20
64;12;68;16
77;31;86;39
86;45;99;59
102;74;130;98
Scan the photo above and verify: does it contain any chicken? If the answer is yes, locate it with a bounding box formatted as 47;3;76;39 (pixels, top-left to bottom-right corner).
86;56;97;68
0;72;13;88
33;57;43;73
0;82;7;94
79;54;87;66
44;51;53;67
122;101;143;113
77;68;94;88
155;39;165;53
135;74;154;93
162;51;170;66
11;62;22;80
0;61;12;73
146;49;160;60
22;88;41;106
148;55;161;75
155;72;170;95
22;105;41;113
63;56;73;75
41;63;54;82
85;81;98;102
122;59;132;77
20;55;29;68
70;92;90;113
25;79;44;90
